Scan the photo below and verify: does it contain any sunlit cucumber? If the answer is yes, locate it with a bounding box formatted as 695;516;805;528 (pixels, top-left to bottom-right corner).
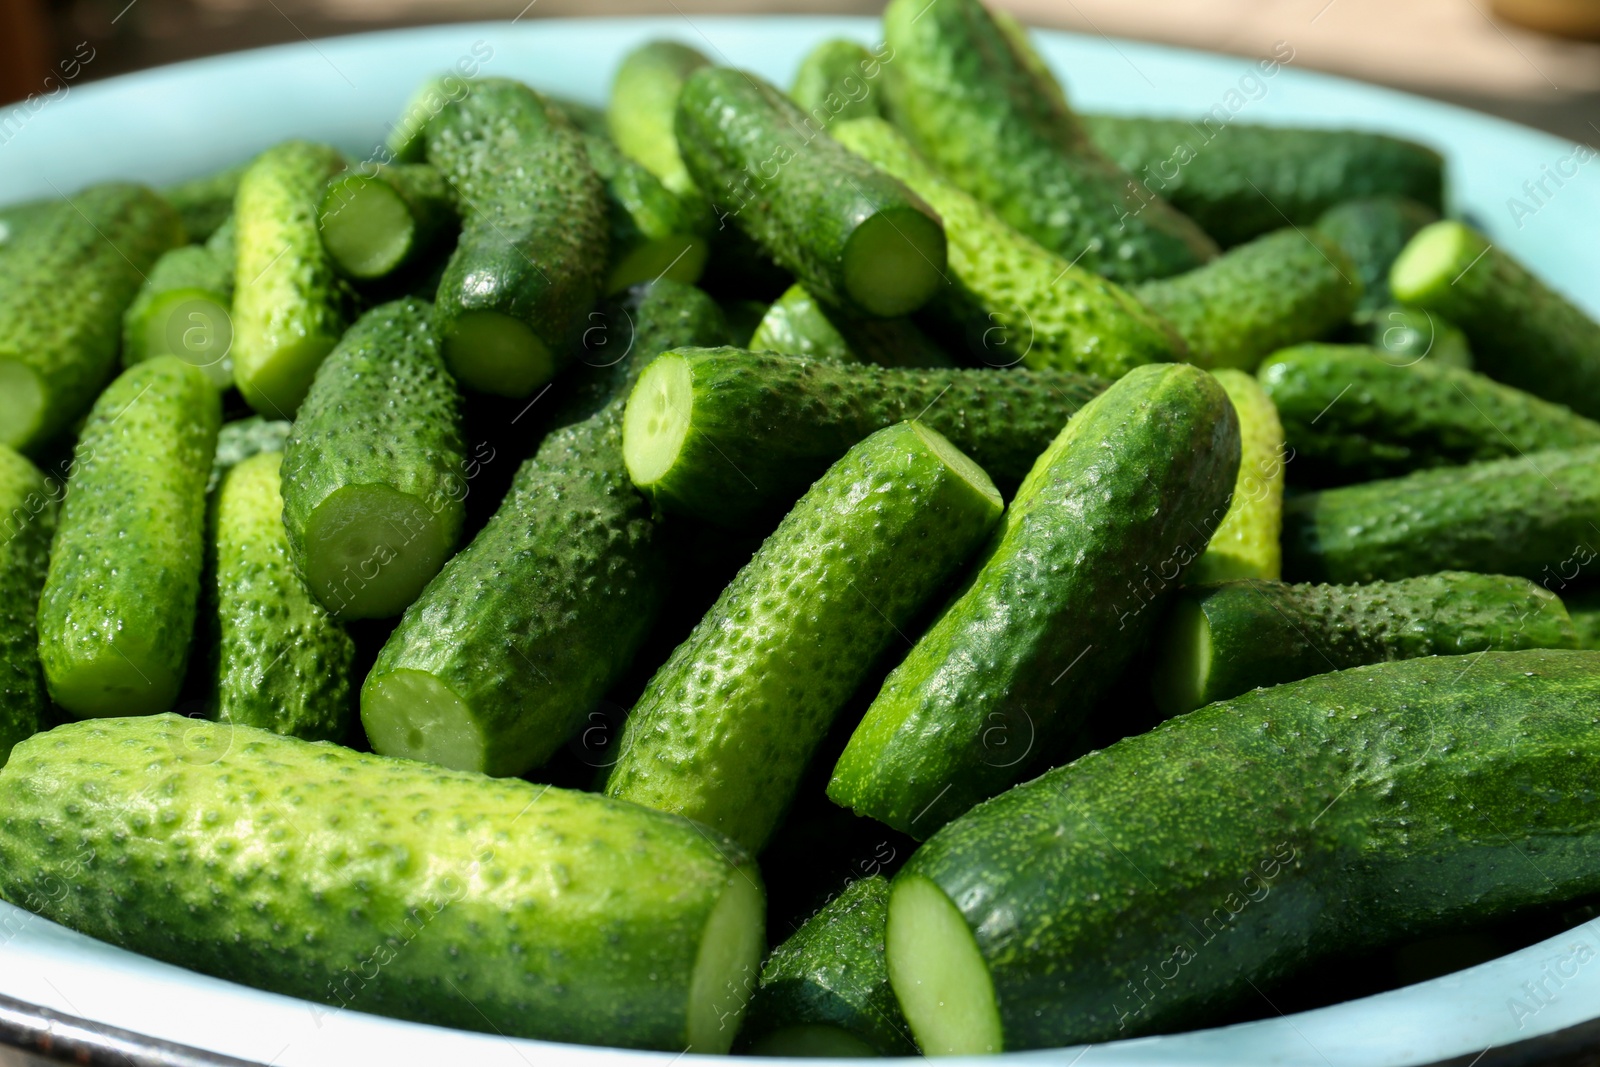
580;129;710;293
387;73;474;164
36;357;220;717
319;163;457;281
161;162;248;242
790;39;888;124
280;298;465;620
1315;195;1439;312
607;40;714;197
121;242;234;389
749;283;954;368
1190;369;1285;583
0;447;55;764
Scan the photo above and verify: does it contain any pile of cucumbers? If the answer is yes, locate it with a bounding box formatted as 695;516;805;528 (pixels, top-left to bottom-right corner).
5;0;1600;1056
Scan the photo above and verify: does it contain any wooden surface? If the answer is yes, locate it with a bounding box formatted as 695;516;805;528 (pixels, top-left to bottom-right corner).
0;0;50;105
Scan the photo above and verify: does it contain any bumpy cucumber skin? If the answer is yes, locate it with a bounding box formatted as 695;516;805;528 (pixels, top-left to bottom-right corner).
37;358;221;716
1191;369;1284;582
1391;221;1600;420
1355;305;1473;370
608;41;714;197
1176;573;1577;709
426;79;608;391
1083;114;1446;248
0;184;184;452
750;283;954;368
1136;228;1361;371
0;447;55;764
208;416;292;495
210;452;354;740
1315;196;1438;312
231;141;350;417
897;649;1600;1048
829;363;1240;836
1260;344;1600;484
579;131;709;292
606;422;1003;851
120;243;235;383
790;39;887;123
1283;444;1600;583
0;714;762;1051
630;347;1107;527
741;875;917;1056
833;118;1183;375
280;298;466;616
162;163;247;243
882;0;1215;283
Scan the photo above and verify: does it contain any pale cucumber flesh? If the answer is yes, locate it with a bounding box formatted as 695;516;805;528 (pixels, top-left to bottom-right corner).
607;233;709;295
320;175;416;279
886;873;1003;1056
303;483;452;619
1151;595;1213;716
49;637;181;719
843;207;946;317
687;872;767;1054
0;361;43;450
622;351;693;488
136;288;234;390
360;667;487;772
443;309;553;397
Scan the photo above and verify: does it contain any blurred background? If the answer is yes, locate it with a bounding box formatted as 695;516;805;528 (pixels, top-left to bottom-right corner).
2;0;1598;143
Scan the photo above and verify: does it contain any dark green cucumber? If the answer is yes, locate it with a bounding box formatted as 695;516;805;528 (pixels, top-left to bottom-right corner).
319;163;457;281
885;649;1600;1051
427;79;608;398
161;163;247;243
231;141;350;417
387;73;475;164
749;283;954;368
580;130;710;294
1260;343;1600;484
210;451;354;739
208;415;291;494
280;298;466;620
362;281;731;778
0;447;55;764
1152;572;1577;715
740;875;917;1057
1283;444;1600;583
0;714;765;1053
1082;113;1446;248
1135;228;1361;370
606;421;1003;851
622;347;1107;528
677;67;946;319
1190;369;1284;582
1353;305;1473;370
1391;220;1600;419
0;184;184;453
121;243;235;389
882;0;1216;283
607;40;714;197
1315;196;1439;312
834;118;1184;375
36;357;221;717
790;39;889;124
829;363;1239;837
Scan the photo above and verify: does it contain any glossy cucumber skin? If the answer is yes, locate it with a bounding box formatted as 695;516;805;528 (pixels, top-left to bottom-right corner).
0;714;761;1051
1082;114;1445;248
1260;344;1600;484
0;447;56;764
750;283;953;368
1190;369;1284;582
897;649;1600;1048
833;118;1184;375
1135;228;1361;370
829;363;1240;836
162;162;248;243
789;39;888;123
1283;445;1600;583
607;41;714;197
0;184;184;452
209;452;355;740
605;421;1004;851
1314;195;1438;312
36;357;221;717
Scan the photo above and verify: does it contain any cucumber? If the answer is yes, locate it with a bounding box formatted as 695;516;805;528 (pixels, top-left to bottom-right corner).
881;0;1216;284
1152;572;1577;715
0;447;55;765
1259;343;1600;484
1189;369;1284;583
427;79;608;398
580;130;710;294
1563;589;1600;650
1282;444;1600;583
829;363;1240;837
362;281;731;778
231;141;350;417
1353;304;1473;370
832;118;1183;376
606;421;1004;851
280;298;466;620
161;162;247;243
607;40;714;197
885;649;1600;1051
749;283;955;368
1134;228;1362;370
1082;113;1446;247
740;875;917;1057
789;39;887;124
36;357;221;717
208;415;292;494
1315;196;1439;312
120;243;235;389
622;347;1107;528
319;163;457;281
1391;220;1600;419
210;452;355;739
0;714;765;1053
0;184;184;453
677;67;946;319
387;73;474;164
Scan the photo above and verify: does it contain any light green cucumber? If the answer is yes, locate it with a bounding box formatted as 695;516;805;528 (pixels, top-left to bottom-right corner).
789;39;889;124
162;162;247;243
1353;305;1473;370
1315;196;1439;312
749;283;954;368
580;130;709;293
208;415;292;494
607;40;714;197
0;447;55;765
1190;369;1285;582
386;71;478;163
319;163;457;281
121;243;235;389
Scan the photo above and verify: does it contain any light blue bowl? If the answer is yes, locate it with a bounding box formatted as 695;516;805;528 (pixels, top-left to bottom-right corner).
2;18;1599;1067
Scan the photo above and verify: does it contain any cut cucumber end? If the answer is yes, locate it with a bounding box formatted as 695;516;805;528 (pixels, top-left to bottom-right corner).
687;869;767;1054
1151;595;1212;716
748;1025;878;1058
622;351;693;490
135;288;234;390
0;359;44;450
606;234;709;294
46;646;181;719
442;310;553;397
909;421;1004;514
360;668;488;772
304;484;453;619
1389;220;1481;306
320;174;417;280
237;333;337;418
886;873;1002;1056
843;207;947;318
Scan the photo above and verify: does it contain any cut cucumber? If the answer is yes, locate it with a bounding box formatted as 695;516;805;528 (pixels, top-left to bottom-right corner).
579;129;710;294
886;874;1001;1056
1190;369;1285;582
750;282;956;368
122;243;235;389
319;165;456;281
607;40;714;197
